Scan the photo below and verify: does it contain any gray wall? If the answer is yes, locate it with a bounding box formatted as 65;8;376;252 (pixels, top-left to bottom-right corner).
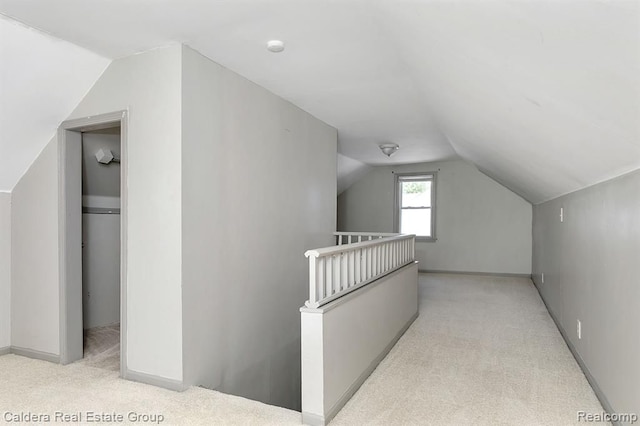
10;46;183;379
338;160;532;275
0;192;10;349
82;130;121;198
181;45;337;411
69;45;183;381
11;140;60;355
532;169;640;419
82;131;121;329
82;213;120;329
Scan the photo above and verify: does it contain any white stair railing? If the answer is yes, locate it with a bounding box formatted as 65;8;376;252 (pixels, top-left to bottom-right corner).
333;231;400;245
305;234;416;309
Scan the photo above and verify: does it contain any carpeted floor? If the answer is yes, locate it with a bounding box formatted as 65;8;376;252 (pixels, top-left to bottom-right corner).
0;355;300;425
0;274;606;425
78;324;120;372
332;273;607;426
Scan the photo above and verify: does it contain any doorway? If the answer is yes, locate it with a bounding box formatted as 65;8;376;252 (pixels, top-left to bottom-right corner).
58;111;128;377
79;126;121;371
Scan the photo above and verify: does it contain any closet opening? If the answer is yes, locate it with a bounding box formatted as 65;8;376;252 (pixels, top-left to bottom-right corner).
58;110;128;378
79;126;121;371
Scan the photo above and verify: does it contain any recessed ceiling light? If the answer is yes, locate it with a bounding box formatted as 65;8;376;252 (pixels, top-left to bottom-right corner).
267;40;285;53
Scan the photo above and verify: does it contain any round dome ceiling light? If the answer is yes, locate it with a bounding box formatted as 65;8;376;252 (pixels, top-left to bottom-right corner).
379;143;399;157
267;40;285;53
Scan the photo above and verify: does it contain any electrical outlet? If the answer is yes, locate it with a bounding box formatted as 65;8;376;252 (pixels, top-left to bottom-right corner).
577;320;582;339
560;207;564;223
541;273;545;284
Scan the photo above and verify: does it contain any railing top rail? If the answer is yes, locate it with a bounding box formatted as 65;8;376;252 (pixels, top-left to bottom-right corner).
332;232;399;237
305;234;415;258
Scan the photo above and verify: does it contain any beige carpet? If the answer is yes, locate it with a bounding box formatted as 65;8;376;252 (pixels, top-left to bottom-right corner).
0;274;606;425
0;355;300;425
332;273;607;426
77;324;120;372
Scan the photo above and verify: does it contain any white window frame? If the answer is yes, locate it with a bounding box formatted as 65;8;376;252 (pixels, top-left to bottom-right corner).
394;172;437;242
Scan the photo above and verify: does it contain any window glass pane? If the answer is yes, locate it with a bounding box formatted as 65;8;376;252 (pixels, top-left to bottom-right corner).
401;181;431;207
400;208;431;237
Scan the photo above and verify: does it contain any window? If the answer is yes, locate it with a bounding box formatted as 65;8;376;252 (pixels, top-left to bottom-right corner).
394;173;436;241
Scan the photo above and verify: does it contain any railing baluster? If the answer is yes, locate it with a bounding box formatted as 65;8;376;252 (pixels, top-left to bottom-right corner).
318;257;325;301
340;253;346;290
364;248;368;280
305;233;416;308
392;242;396;267
411;236;415;259
350;251;355;285
383;243;388;271
355;249;361;284
328;256;333;295
307;255;317;308
391;241;398;268
391;241;395;268
385;243;393;269
333;255;342;293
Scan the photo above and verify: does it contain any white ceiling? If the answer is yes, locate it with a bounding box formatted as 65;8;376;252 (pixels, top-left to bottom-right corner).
1;1;638;202
337;154;372;195
0;15;109;192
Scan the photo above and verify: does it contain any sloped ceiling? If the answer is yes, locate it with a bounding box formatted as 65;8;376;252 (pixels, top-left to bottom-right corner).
1;1;638;202
0;15;109;192
337;154;372;195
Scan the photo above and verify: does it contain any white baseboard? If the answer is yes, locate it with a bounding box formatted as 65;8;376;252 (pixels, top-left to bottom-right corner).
420;269;532;278
7;346;186;393
124;369;187;392
10;346;60;363
533;283;620;426
301;412;325;426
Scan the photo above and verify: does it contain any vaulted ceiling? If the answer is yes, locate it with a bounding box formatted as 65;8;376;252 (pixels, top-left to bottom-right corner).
0;15;109;192
1;1;638;202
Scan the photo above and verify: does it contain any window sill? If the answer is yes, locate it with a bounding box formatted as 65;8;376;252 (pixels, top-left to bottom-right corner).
415;237;437;243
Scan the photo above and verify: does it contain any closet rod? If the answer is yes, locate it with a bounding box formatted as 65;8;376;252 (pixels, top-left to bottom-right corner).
82;207;120;215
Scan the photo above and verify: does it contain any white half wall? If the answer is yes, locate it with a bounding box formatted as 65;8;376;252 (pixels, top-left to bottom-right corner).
301;263;419;425
338;160;532;275
0;192;11;349
11;140;60;355
181;45;337;410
